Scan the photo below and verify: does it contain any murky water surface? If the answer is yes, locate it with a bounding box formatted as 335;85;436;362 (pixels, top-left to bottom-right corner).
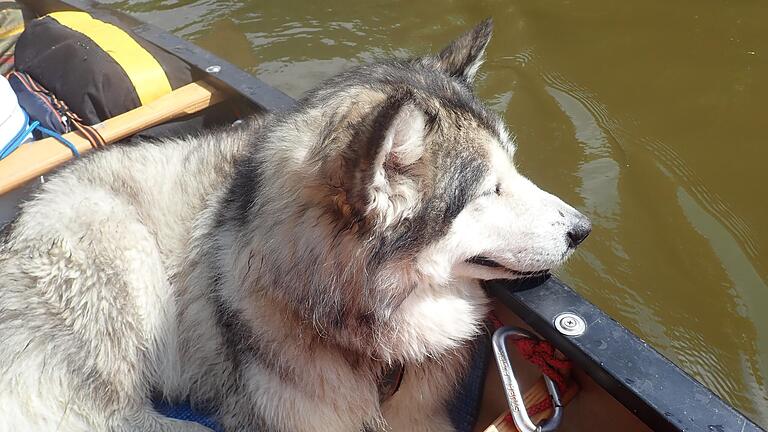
109;0;767;424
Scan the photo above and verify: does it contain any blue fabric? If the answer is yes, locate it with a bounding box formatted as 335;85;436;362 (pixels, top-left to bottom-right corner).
7;71;70;135
153;400;223;431
154;334;489;432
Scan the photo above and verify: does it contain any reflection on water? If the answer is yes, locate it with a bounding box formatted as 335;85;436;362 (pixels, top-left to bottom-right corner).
114;0;768;425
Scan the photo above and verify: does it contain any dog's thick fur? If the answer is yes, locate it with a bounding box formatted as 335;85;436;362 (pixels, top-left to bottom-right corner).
0;20;590;431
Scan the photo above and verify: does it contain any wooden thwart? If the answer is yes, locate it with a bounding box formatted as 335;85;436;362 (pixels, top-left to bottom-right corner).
0;79;228;195
484;378;579;432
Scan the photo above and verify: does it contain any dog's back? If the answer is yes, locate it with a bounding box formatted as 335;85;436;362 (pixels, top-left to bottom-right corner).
0;119;259;431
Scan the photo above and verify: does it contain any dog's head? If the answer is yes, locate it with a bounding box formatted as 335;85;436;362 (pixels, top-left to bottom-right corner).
235;19;590;357
301;19;590;283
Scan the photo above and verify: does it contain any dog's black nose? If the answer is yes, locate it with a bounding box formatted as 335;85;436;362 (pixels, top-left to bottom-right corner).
567;217;592;248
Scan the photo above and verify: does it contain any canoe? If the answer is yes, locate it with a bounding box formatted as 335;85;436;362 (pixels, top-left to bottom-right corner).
1;1;763;431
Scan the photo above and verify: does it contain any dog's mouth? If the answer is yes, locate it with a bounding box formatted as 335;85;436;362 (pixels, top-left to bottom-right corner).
466;256;550;277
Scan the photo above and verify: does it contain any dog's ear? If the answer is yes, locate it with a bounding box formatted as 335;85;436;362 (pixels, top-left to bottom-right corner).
342;96;426;227
373;101;426;173
431;18;493;85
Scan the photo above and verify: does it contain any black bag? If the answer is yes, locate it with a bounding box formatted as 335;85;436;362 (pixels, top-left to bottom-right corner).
14;11;195;125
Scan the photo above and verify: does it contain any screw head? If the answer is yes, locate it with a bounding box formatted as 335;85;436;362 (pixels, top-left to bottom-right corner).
554;312;586;336
206;65;222;74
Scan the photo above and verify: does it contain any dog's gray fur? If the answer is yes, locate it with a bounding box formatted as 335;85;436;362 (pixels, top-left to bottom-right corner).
0;20;590;431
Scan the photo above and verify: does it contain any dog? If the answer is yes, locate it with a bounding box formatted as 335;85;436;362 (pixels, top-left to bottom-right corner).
0;19;590;432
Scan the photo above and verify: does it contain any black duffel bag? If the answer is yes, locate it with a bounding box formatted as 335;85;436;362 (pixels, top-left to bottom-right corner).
14;11;195;125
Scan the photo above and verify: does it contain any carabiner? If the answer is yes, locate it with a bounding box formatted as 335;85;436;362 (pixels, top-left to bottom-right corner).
491;326;564;432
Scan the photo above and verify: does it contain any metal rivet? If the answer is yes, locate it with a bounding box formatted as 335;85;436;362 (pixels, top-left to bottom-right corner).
206;65;222;74
554;312;586;336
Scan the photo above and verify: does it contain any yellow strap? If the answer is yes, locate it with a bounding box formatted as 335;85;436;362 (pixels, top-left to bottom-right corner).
47;11;172;105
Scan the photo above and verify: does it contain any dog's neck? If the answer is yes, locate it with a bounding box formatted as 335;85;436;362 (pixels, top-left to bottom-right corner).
223;235;488;365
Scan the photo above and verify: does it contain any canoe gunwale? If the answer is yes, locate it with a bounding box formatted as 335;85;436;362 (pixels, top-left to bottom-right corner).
487;277;764;432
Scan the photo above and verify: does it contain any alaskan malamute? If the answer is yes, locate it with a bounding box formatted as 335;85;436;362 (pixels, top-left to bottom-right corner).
0;19;590;431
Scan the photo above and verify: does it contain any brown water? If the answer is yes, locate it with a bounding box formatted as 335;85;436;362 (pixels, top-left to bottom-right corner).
110;0;768;425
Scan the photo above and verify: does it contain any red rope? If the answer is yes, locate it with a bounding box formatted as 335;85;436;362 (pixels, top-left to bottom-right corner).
511;337;571;393
489;313;572;418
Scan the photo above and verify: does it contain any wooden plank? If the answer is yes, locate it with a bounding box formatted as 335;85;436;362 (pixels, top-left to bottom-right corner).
483;379;579;432
0;79;227;195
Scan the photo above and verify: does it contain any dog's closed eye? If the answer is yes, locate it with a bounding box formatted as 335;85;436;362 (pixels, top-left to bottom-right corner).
479;182;501;198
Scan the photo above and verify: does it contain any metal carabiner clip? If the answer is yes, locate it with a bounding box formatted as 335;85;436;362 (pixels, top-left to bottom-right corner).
491;326;564;432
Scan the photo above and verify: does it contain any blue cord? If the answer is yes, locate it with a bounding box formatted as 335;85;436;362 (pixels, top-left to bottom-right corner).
0;111;34;159
35;125;80;158
0;114;81;160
